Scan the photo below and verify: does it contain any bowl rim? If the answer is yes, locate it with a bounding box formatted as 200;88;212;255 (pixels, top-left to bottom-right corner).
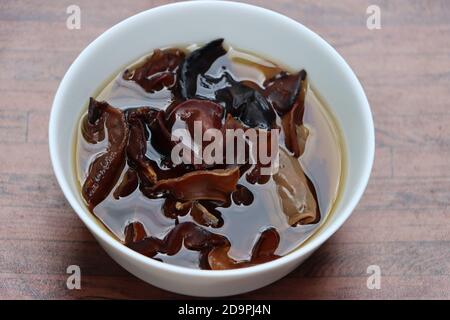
49;0;375;278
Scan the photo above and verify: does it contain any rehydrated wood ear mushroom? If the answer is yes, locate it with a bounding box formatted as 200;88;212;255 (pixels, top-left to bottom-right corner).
177;38;227;99
123;48;185;93
113;168;138;199
125;108;158;186
207;228;280;270
265;70;308;157
273;148;320;226
143;167;240;204
124;221;230;261
215;73;277;130
82;98;129;209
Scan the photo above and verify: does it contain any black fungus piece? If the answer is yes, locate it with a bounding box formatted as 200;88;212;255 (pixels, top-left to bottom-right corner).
177;38;227;99
166;99;224;137
124;221;148;244
264;70;306;116
166;99;225;169
264;70;308;157
113;168;139;199
125;108;158;186
273;148;320;226
190;201;224;228
162;197;191;219
214;74;276;129
239;90;276;129
124;221;230;260
231;184;254;206
144;108;175;156
82;98;129;209
142;167;240;204
178;39;276;129
123;48;185;93
207;228;280;270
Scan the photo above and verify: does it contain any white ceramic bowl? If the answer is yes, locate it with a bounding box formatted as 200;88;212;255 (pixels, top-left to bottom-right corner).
49;1;374;297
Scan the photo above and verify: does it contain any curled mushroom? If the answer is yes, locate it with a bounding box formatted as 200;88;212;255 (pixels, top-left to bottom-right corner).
265;70;308;157
82;98;129;209
113;168;138;199
166;99;225;168
162;197;191;219
245;128;279;185
81;98;108;144
190;201;223;228
264;71;304;116
231;184;254;206
221;114;251;167
162;197;223;227
162;222;229;256
146;110;176;156
143;167;240;204
124;221;229;260
207;228;280;270
124;221;147;244
273;148;320;226
215;73;276;129
126;108;158;186
177;38;227;99
123;48;185;93
166;99;224;135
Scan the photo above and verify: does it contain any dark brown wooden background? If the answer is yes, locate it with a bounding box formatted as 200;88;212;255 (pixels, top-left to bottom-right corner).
1;0;450;299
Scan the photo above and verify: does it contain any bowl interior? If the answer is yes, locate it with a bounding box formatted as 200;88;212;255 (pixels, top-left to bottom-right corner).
50;1;374;275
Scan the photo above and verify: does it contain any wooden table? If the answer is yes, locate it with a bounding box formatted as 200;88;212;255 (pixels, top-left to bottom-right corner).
1;0;449;299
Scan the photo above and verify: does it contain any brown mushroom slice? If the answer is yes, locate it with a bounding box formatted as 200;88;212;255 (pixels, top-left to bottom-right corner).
81;98;109;144
222;114;251;167
124;221;148;244
190;202;223;228
281;71;308;158
264;71;305;116
113;168;138;199
126;107;195;180
124;221;229;260
123;220;160;257
166;99;225;169
143;167;240;203
163;198;223;222
162;197;192;219
208;228;280;270
217;82;276;130
245;128;278;185
251;227;280;258
264;70;308;157
166;99;224;136
123;48;185;93
125;236;163;258
162;222;229;256
146;109;175;156
231;184;254;206
273;148;320;226
126;109;158;186
222;113;275;181
177;38;227;99
82;98;129;209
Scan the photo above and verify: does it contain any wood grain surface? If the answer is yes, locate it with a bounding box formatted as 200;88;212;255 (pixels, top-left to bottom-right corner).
1;0;450;299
